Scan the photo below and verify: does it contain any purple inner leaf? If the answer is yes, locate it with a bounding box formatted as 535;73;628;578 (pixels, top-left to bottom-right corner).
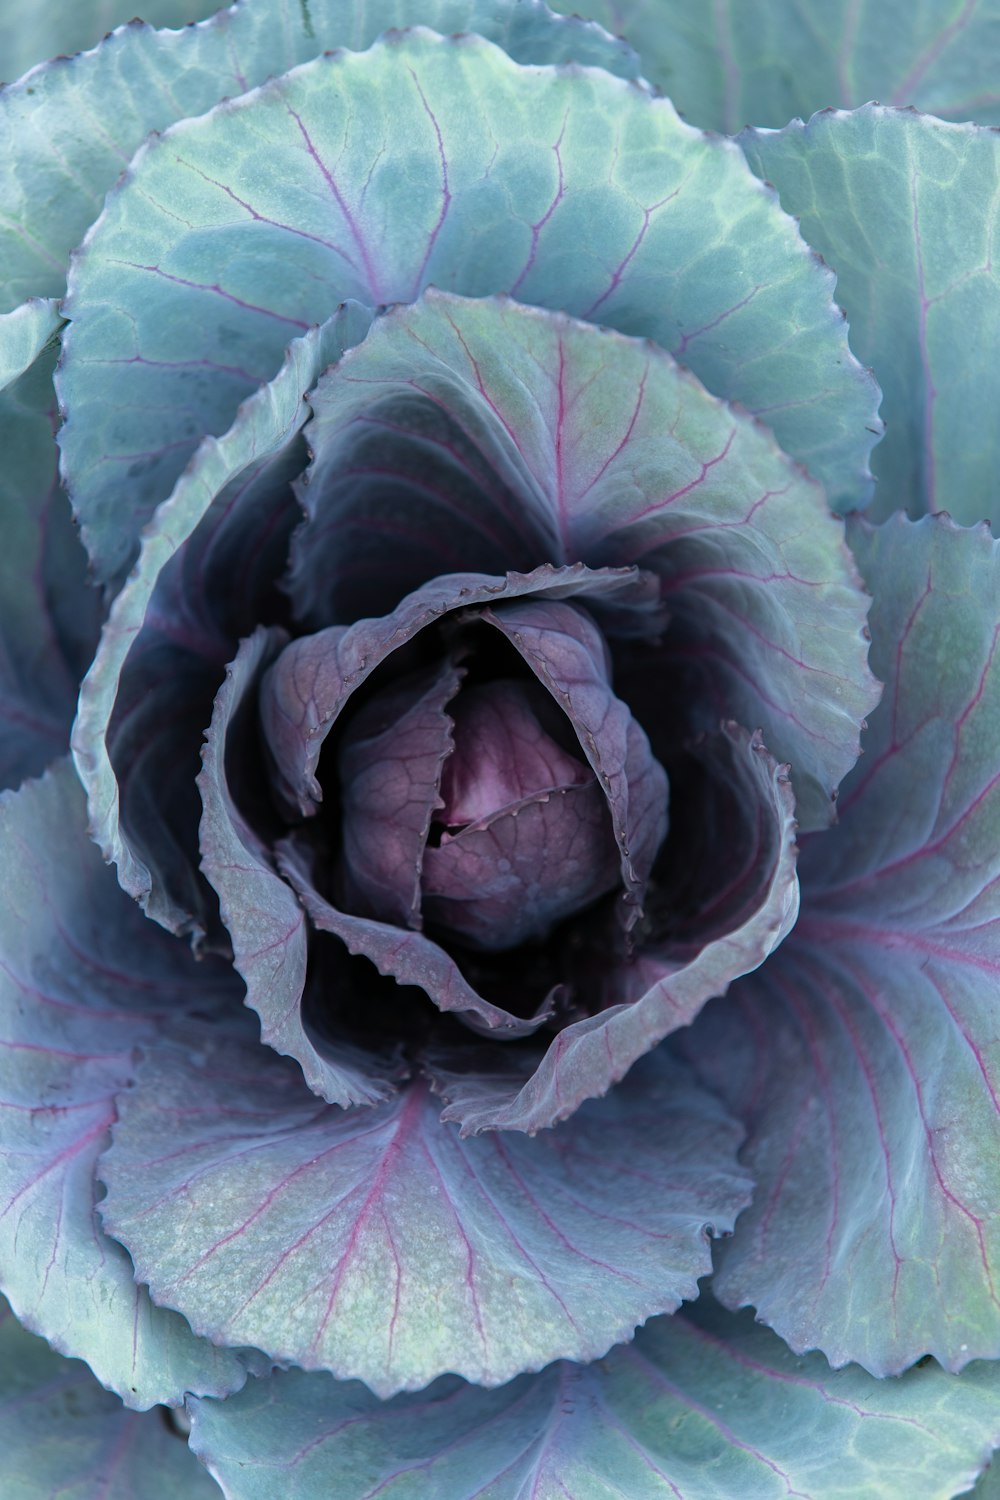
258;563;657;820
423;780;620;952
338;658;463;929
481;597;669;935
419;676;621;951
279;835;555;1039
430;724;799;1134
438;678;592;825
198;628;402;1106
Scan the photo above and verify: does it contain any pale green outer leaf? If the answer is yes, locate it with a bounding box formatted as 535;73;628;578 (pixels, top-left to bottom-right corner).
99;1034;751;1395
742;107;1000;527
0;346;101;791
0;1296;222;1500
0;297;61;391
0;0;220;84
301;289;879;829
553;0;1000;134
975;1459;1000;1497
72;306;370;932
680;516;1000;1375
0;762;263;1408
57;28;880;587
188;1299;1000;1500
0;0;638;311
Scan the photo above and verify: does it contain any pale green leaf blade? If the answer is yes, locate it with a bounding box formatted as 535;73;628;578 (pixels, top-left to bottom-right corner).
0;1296;221;1500
552;0;1000;133
0;0;221;84
57;29;879;587
975;1459;1000;1497
0;344;100;790
742;107;1000;527
188;1299;1000;1500
98;1030;751;1395
679;516;1000;1374
72;306;371;933
0;297;60;391
0;762;263;1407
0;0;638;311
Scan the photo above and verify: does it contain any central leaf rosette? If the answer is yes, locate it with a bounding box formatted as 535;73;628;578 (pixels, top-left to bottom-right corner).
255;562;669;1040
76;283;878;1138
336;642;652;954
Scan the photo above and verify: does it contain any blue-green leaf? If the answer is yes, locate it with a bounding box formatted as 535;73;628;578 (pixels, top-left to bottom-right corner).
188;1298;1000;1500
679;515;1000;1375
57;28;879;587
0;298;60;391
0;1296;221;1500
73;305;371;936
976;1458;1000;1497
0;762;263;1407
0;0;221;85
0;346;100;790
98;1031;751;1394
742;107;1000;527
0;0;638;311
552;0;1000;133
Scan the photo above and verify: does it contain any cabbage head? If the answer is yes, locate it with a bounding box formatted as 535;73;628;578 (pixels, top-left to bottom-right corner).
4;2;1000;1496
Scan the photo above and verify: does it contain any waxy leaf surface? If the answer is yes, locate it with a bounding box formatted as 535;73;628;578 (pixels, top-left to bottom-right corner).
98;1034;751;1396
0;1295;221;1500
0;347;100;791
0;0;220;84
679;515;1000;1374
0;299;60;392
0;0;638;307
188;1297;1000;1500
73;306;372;937
0;762;261;1408
557;0;1000;133
743;107;1000;527
57;29;879;585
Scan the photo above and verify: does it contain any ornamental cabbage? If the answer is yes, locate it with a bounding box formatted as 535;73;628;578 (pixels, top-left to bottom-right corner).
3;2;1000;1497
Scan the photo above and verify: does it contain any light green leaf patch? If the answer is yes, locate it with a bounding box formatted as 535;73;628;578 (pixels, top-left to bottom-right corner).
57;28;880;587
188;1298;1000;1500
553;0;1000;134
0;0;221;85
0;343;100;791
0;1296;221;1500
0;298;61;391
742;106;1000;527
0;0;638;311
679;516;1000;1375
98;1031;751;1396
0;762;263;1408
